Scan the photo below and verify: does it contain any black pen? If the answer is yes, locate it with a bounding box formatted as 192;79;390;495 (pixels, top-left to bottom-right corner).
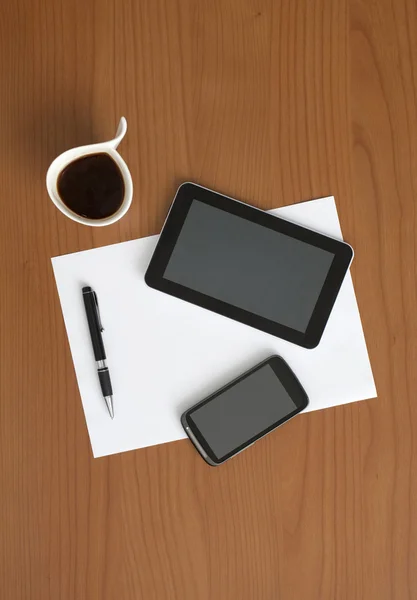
82;286;114;419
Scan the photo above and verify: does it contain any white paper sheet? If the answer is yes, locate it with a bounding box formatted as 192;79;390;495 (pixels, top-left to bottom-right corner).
52;197;376;457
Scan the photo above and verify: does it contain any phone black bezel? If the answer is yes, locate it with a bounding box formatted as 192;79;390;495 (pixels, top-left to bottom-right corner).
145;183;353;349
181;355;309;466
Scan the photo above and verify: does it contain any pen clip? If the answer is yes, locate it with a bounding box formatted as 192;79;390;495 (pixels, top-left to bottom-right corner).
93;292;105;332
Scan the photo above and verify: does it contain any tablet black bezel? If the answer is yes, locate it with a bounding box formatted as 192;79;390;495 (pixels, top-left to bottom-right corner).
145;182;353;348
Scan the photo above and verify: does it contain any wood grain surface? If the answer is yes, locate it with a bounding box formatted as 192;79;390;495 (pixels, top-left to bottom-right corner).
0;0;416;598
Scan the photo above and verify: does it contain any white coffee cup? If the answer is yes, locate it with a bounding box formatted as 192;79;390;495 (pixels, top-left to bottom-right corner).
46;117;133;226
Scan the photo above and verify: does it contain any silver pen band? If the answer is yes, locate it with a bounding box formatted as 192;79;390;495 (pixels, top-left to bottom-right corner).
96;359;107;370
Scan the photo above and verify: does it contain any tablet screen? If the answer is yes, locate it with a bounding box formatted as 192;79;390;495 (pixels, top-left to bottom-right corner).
163;200;335;333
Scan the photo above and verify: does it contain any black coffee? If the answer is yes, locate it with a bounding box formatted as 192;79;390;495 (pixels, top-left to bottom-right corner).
57;153;125;220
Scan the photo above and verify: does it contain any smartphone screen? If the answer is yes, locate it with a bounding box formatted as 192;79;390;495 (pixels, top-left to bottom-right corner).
182;356;308;465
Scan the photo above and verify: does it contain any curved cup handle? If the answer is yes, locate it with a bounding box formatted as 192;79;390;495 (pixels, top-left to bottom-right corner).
106;117;128;150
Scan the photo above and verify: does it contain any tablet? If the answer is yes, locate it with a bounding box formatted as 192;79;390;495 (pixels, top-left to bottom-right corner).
145;183;353;348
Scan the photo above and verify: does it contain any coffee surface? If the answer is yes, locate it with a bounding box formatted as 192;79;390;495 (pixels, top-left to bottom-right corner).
57;153;124;220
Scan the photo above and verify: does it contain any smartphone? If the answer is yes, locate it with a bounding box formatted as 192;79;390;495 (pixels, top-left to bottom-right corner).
181;355;309;466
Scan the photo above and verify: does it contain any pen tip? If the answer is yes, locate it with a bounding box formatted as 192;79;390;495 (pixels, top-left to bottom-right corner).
105;396;114;419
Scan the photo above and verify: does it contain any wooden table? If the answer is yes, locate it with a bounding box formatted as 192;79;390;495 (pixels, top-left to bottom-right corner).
1;1;416;598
